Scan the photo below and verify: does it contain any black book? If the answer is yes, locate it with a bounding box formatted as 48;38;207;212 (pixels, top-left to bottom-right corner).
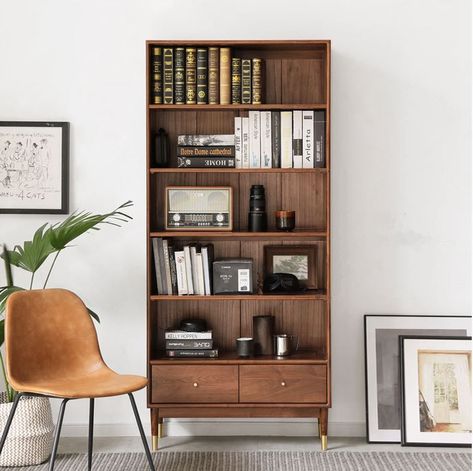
231;58;241;104
174;47;185;105
271;111;281;167
163;48;174;104
241;59;252;104
151;238;164;294
151;47;162;104
166;349;219;358
314;111;325;168
196;48;208;104
165;339;213;350
186;48;197;105
157;238;167;295
177;156;235;168
168;244;178;295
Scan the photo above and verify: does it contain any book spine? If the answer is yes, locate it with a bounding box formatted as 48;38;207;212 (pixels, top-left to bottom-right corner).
201;244;214;295
208;47;219;105
162;239;173;295
185;48;197;105
168;245;178;295
260;111;272;168
163;48;174;104
176;146;235;157
183;246;194;295
241;59;252;104
249;111;261;168
165;331;212;340
234;117;242;168
177;156;235;168
219;48;231;105
292;110;303;168
190;245;200;295
173;47;186;105
302;110;314;168
314;111;326;168
241;117;250;168
165;340;213;349
177;134;235;146
174;251;188;295
157;238;167;294
166;349;218;358
231;58;241;104
152;238;164;295
151;47;163;104
195;253;205;296
196;48;208;104
281;111;293;168
271;111;281;168
252;58;263;104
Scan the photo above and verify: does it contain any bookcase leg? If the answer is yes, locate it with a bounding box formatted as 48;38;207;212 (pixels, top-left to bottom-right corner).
151;409;159;451
319;408;328;451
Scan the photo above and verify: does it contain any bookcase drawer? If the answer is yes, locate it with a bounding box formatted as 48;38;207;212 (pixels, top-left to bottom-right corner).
239;365;327;403
152;365;238;403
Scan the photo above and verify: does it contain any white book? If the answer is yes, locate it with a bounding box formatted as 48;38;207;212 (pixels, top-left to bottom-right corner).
234;117;242;168
190;245;200;295
292;110;303;168
249;111;261;168
280;111;293;168
201;246;212;295
174;251;188;295
241;117;250;168
165;330;213;340
260;111;272;168
302;111;314;168
195;253;205;295
183;245;194;295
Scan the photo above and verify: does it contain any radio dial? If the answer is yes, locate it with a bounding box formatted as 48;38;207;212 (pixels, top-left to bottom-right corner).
216;213;224;223
173;213;181;222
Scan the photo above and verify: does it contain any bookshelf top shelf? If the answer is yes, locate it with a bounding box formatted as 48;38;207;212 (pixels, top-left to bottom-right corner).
149;104;327;111
146;39;330;48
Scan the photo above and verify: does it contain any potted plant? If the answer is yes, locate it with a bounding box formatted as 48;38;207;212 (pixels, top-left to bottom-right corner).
0;201;132;466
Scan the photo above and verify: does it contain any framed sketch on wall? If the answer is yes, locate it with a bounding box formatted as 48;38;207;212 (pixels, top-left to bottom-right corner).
0;121;69;214
364;315;471;443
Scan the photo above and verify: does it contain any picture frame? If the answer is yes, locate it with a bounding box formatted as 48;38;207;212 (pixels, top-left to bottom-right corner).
400;335;472;447
364;315;471;443
264;245;317;289
0;121;69;214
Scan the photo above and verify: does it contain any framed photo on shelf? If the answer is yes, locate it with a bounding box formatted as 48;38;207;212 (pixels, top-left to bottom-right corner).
400;335;472;447
364;315;471;443
0;121;69;214
264;245;318;289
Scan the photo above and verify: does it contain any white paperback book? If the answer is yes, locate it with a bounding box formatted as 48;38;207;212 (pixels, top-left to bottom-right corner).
201;246;212;295
234;117;242;168
183;246;194;295
302;110;314;168
195;253;205;295
189;245;202;295
174;250;188;295
249;111;261;168
260;111;272;168
241;117;250;168
292;110;303;168
280;111;293;168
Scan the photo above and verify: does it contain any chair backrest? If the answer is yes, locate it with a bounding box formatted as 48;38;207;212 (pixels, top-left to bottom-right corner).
5;289;106;389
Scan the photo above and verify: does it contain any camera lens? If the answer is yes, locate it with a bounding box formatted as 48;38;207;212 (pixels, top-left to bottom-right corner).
248;184;267;232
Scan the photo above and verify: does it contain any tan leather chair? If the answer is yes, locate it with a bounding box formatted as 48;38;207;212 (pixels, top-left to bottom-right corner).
0;289;155;471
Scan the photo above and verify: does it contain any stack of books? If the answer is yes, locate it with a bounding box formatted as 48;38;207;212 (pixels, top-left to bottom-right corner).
234;110;325;169
165;329;218;358
151;46;264;105
152;239;214;295
177;134;235;168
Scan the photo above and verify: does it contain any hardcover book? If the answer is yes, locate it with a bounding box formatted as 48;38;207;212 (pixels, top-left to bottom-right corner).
241;59;252;104
151;47;163;104
201;244;214;295
185;48;197;104
219;48;231;105
302;110;314;168
190;245;201;295
174;47;185;104
251;58;263;104
157;238;167;294
176;146;235;157
165;330;213;340
231;58;241;104
281;111;293;168
314;111;325;168
271;111;281;168
166;349;218;358
241;117;250;168
152;238;164;294
183;245;194;295
162;239;173;295
234;117;242;168
292;110;303;168
195;253;205;296
196;48;208;104
174;250;188;295
163;48;174;104
168;244;178;295
260;111;272;168
208;47;219;104
177;134;235;146
165;340;213;349
177;156;235;168
249;111;261;168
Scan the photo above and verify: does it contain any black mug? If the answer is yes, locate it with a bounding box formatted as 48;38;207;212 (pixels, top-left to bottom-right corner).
236;337;254;357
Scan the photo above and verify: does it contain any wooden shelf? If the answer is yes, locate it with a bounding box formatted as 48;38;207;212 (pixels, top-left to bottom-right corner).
150;168;327;174
149;230;327;239
150;290;327;302
150;351;327;365
149;103;327;111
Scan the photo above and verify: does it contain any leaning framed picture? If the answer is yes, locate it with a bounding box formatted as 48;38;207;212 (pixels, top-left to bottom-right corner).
0;121;69;214
364;315;471;443
400;335;472;447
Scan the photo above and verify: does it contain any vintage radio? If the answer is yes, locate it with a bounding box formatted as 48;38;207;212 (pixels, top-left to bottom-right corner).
165;186;233;230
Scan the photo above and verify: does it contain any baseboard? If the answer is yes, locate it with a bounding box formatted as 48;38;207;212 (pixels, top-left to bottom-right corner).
62;420;365;438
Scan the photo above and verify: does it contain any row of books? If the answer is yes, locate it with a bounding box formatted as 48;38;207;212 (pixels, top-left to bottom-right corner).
151;46;264;105
152;238;214;295
164;329;218;358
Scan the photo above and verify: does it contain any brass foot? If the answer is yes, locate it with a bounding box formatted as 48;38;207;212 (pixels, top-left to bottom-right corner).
321;435;328;451
152;435;158;452
158;422;164;439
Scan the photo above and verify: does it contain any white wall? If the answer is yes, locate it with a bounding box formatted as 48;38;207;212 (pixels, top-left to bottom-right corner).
0;0;471;437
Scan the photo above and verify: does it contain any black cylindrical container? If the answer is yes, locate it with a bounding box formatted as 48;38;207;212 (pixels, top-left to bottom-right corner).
253;315;274;355
248;184;267;232
236;337;254;357
153;128;169;167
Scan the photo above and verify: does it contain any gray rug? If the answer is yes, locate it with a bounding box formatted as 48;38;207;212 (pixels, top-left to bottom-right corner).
5;451;472;471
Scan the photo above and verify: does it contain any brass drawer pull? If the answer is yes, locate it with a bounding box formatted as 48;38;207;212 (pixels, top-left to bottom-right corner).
281;381;286;387
193;382;198;388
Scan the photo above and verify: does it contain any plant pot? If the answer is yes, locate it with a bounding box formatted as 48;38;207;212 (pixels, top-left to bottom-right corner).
0;392;54;466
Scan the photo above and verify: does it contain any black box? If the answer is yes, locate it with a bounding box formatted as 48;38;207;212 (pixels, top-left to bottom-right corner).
212;258;253;294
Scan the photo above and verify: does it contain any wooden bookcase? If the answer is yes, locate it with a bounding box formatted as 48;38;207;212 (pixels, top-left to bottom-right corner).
146;40;331;450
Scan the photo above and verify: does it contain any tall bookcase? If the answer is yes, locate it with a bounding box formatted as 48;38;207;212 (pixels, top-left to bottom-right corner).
146;40;331;451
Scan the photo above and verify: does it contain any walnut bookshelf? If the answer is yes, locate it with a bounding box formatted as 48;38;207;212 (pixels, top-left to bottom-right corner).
146;39;331;451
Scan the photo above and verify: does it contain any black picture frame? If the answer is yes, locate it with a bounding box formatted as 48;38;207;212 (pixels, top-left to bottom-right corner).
0;121;69;214
400;335;472;448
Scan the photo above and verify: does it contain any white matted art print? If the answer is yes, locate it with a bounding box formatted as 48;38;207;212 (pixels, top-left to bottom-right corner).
0;122;69;213
364;315;471;443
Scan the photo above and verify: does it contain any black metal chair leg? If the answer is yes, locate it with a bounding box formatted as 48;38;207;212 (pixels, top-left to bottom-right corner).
128;393;155;471
0;392;23;456
88;398;94;471
48;398;69;471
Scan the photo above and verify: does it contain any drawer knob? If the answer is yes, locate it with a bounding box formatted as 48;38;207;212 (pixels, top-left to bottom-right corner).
281;381;286;387
193;382;198;388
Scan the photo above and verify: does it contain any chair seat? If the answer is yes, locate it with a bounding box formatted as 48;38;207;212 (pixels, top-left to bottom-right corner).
13;367;148;399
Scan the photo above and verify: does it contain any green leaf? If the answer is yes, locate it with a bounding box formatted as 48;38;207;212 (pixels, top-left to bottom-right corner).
0;319;4;347
0;286;24;317
86;307;100;324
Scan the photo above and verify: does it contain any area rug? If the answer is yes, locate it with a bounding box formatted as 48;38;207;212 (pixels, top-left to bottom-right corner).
5;451;472;471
